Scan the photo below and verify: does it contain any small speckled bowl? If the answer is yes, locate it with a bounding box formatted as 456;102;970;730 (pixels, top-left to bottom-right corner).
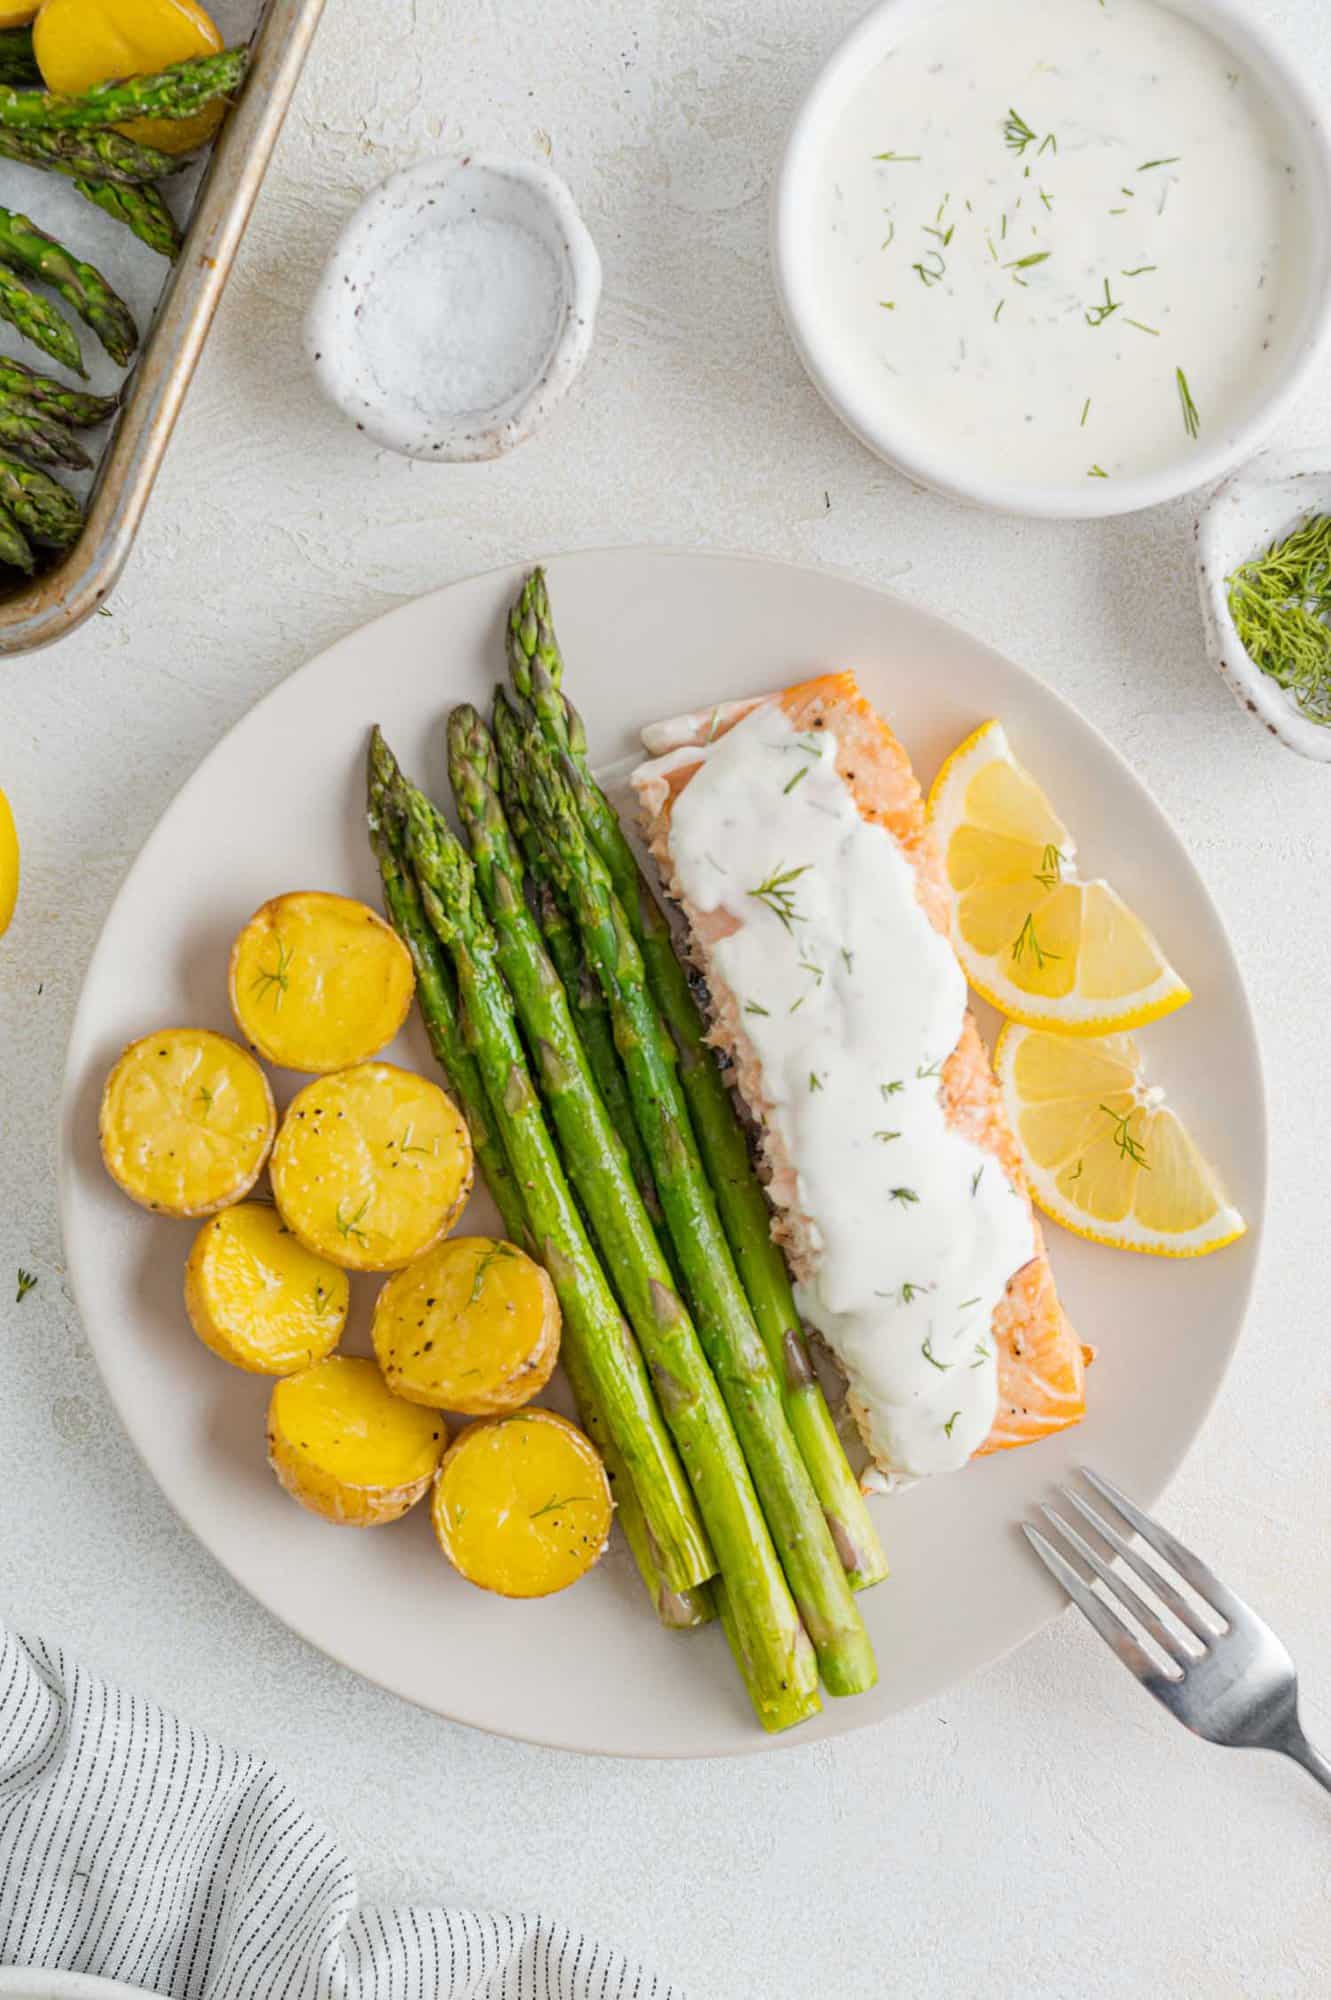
305;154;601;463
1196;447;1331;760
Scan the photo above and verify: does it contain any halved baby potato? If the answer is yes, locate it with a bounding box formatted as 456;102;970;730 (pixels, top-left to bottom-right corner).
99;1027;276;1217
229;891;414;1074
432;1410;614;1598
269;1061;473;1272
185;1201;348;1375
372;1236;560;1414
267;1354;447;1527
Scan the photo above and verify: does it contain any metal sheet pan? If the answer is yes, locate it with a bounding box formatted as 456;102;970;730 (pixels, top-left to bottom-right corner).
0;0;325;657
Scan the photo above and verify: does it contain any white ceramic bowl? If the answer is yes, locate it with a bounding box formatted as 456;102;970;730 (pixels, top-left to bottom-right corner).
1196;447;1331;759
306;154;601;463
772;0;1331;519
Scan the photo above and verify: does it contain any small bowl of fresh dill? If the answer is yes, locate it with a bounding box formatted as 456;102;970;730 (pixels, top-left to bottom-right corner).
1197;449;1331;760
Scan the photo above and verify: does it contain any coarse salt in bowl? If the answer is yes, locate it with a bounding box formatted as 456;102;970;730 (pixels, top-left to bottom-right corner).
306;155;601;463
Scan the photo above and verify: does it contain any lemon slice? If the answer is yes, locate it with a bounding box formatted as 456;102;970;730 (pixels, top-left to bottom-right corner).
0;785;17;938
927;721;1190;1033
994;1023;1245;1256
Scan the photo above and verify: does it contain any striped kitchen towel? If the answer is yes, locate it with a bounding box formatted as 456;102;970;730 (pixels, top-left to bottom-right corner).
0;1620;679;1998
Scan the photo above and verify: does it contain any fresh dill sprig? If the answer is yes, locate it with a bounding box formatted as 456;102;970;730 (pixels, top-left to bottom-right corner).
916;1058;942;1080
921;1335;953;1371
783;762;811;792
1100;1101;1150;1167
1137;155;1181;171
748;862;810;932
1005;251;1050;270
16;1268;36;1304
251;934;293;1007
1034;843;1064;891
1122;264;1157;277
744;999;770;1017
1226;513;1331;725
468;1240;517;1306
1088;464;1109;479
334;1195;372;1246
943;1411;961;1438
889;1186;919;1206
971;1165;984;1196
530;1493;591;1520
1176;366;1201;439
923;222;955;247
881;1080;904;1098
873;1129;901;1143
873;150;921;163
1011;912;1061;966
899;1282;928;1304
1124;318;1159;336
1084;278;1120;327
912;248;947;288
1080;397;1091;427
1003;107;1036;154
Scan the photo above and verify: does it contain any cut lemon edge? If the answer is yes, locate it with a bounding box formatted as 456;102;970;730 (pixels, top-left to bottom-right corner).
0;785;17;937
927;720;1191;1035
994;1022;1246;1258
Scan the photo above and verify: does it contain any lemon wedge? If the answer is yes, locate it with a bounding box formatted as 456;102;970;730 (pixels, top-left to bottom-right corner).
0;786;18;938
927;721;1190;1033
994;1022;1245;1257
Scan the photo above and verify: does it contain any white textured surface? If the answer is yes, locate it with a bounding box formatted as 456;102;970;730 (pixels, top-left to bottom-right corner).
3;1;1331;1993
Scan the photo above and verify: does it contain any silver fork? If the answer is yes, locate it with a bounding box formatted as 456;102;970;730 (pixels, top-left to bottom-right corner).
1024;1467;1331;1795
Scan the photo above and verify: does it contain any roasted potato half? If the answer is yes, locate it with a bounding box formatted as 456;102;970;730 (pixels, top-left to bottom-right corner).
432;1410;613;1598
371;1236;560;1414
270;1062;473;1272
185;1201;348;1375
229;891;414;1074
99;1027;276;1218
267;1355;447;1527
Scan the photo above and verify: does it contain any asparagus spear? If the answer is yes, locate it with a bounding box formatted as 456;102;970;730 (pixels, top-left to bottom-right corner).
508;572;889;1591
390;754;714;1595
0;357;115;426
0;449;81;547
494;697;671;1243
0;399;89;470
0;263;82;375
0;126;182;186
0;210;137;366
0;49;248;131
367;739;713;1634
0;29;38;88
0;497;34;572
506;714;877;1698
75;180;181;260
450;705;819;1731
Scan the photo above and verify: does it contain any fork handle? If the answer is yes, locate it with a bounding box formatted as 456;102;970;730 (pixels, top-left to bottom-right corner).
1278;1728;1331;1797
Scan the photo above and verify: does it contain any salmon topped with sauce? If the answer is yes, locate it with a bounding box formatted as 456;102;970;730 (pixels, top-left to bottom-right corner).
632;671;1086;1482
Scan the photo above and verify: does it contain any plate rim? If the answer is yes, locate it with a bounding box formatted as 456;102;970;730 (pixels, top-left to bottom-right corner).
55;543;1268;1758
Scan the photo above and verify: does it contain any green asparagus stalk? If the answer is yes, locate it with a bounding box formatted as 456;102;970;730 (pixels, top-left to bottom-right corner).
449;704;819;1731
0;357;115;426
0;209;137;365
0;448;81;547
508;571;889;1592
0;29;38;88
0;262;83;375
505;713;877;1698
0;399;89;471
389;753;714;1595
0;49;248;131
368;734;712;1636
0;125;182;185
75;179;181;260
0;496;34;572
493;697;671;1245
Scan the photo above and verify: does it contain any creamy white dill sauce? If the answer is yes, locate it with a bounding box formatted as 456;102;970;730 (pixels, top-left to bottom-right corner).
814;0;1305;485
665;704;1033;1476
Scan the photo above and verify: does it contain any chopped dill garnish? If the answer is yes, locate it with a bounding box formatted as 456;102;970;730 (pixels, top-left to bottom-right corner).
985;233;999;262
1100;1101;1150;1168
468;1240;518;1306
881;220;896;248
195;1084;214;1115
1002;107;1048;156
1080;397;1091;428
878;300;896;312
1088;464;1109;478
748;862;810;932
1034;842;1064;890
1137;156;1181;171
993;299;1005;323
921;1335;953;1371
912;249;947;287
943;1411;961;1438
916;1058;942;1080
798;955;824;985
16;1268;36;1304
1226;512;1331;724
1039;187;1053;211
1176;366;1201;439
1122;264;1157;277
783;763;811;792
1005;251;1050;270
970;1165;984;1196
970;1343;990;1369
841;948;854;973
789;995;806;1014
923;223;955;247
251;934;293;1007
334;1196;372;1246
881;1080;904;1098
959;1296;981;1310
899;1281;929;1304
809;1071;824;1093
1011;912;1060;966
311;1280;336;1318
1084;278;1120;327
889;1186;920;1206
873;150;921;163
744;999;770;1016
873;1129;901;1143
530;1493;591;1520
1124;318;1159;336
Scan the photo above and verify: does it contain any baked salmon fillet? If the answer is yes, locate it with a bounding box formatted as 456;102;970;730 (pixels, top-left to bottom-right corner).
632;671;1086;1482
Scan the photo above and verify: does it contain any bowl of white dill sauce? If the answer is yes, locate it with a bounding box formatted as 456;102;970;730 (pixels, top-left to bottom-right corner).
773;0;1331;518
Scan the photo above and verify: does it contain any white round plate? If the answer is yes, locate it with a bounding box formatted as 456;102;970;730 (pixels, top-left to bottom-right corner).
58;549;1264;1758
